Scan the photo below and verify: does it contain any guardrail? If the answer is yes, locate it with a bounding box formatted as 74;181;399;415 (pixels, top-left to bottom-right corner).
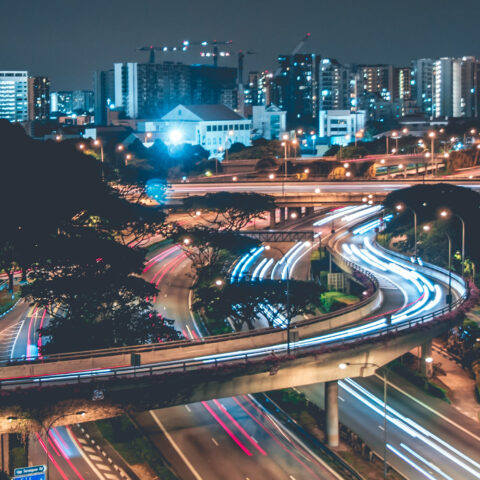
0;227;470;388
0;288;467;389
4;261;379;367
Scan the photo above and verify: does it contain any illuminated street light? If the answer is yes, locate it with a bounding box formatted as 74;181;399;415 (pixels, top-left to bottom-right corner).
195;210;201;216
315;187;321;193
268;173;275;180
117;144;124;152
183;238;191;245
232;176;238;181
290;212;298;219
215;279;223;286
169;129;183;144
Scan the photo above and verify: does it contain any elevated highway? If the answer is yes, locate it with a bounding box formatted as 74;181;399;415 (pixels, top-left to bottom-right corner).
0;211;470;435
167;179;480;207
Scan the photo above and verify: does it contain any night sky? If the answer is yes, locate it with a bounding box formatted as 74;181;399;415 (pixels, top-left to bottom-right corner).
1;0;479;90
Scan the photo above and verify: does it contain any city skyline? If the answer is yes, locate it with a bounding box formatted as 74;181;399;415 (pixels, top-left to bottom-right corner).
1;0;480;90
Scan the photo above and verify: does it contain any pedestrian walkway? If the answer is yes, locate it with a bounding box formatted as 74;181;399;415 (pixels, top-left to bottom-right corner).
431;341;480;422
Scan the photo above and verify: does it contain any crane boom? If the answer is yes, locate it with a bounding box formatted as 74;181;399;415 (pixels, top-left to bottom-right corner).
274;33;311;76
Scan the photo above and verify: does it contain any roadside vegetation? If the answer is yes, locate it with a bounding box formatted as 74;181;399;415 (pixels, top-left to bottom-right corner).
0;119;180;354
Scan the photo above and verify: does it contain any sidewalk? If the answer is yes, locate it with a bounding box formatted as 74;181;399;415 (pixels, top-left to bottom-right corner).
409;344;480;423
431;341;480;422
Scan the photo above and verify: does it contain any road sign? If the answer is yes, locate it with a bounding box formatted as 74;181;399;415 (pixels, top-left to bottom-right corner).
14;474;45;480
14;466;45;476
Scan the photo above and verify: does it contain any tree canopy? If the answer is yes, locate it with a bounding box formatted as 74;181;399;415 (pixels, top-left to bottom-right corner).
182;192;276;230
0;120;178;352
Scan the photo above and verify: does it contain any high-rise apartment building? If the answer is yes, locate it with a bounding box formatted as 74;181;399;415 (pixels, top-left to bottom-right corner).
319;58;352;111
411;59;434;116
460;56;480;118
0;71;29;122
112;62;237;120
94;69;115;125
357;65;394;101
190;65;237;110
432;57;461;117
27;76;50;121
272;53;320;127
50;90;94;115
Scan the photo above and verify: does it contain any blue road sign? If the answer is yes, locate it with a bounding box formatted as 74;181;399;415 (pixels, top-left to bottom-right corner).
14;474;45;480
14;466;45;476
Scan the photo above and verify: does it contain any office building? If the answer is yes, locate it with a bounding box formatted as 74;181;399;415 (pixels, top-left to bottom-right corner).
27;76;50;120
319;109;366;145
51;90;94;115
0;71;29;122
139;104;251;156
272;53;320;128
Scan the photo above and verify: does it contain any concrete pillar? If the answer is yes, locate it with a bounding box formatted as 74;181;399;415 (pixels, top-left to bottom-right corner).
325;381;339;447
281;207;287;222
421;340;433;378
269;209;276;228
306;207;314;216
1;434;9;475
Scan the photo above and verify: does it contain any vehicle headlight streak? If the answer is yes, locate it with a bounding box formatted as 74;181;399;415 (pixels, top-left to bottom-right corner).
342;378;480;479
14;213;462;393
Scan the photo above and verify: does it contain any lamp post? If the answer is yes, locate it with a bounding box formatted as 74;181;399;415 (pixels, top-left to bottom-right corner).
8;411;86;480
265;243;310;354
265;244;292;353
423;224;452;304
225;130;234;163
339;362;388;479
428;131;436;176
440;209;466;276
396;204;418;258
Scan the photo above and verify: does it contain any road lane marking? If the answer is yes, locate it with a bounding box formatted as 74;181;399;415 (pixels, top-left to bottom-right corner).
150;410;203;480
338;396;345;402
184;405;191;413
375;374;480;443
66;427;107;480
211;437;219;446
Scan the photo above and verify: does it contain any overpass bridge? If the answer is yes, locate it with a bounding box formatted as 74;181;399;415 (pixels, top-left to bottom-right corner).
0;232;470;438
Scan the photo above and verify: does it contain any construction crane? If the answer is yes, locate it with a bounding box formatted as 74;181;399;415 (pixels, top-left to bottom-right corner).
238;50;256;85
274;33;311;76
182;39;233;67
136;44;187;64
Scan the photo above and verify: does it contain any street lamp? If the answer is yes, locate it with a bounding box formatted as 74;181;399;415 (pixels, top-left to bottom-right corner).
78;143;85;151
423;224;452;304
225;130;234;163
265;243;312;354
440;209;466;276
428;131;436;175
396;204;417;258
8;411;86;480
339;362;388;479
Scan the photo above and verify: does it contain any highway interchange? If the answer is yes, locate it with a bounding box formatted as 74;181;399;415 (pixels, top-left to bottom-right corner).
0;203;478;479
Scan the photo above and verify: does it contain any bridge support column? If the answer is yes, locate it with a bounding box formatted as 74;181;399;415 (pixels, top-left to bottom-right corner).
269;209;276;228
280;207;287;223
421;340;433;378
305;206;314;216
0;434;9;475
325;381;339;447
